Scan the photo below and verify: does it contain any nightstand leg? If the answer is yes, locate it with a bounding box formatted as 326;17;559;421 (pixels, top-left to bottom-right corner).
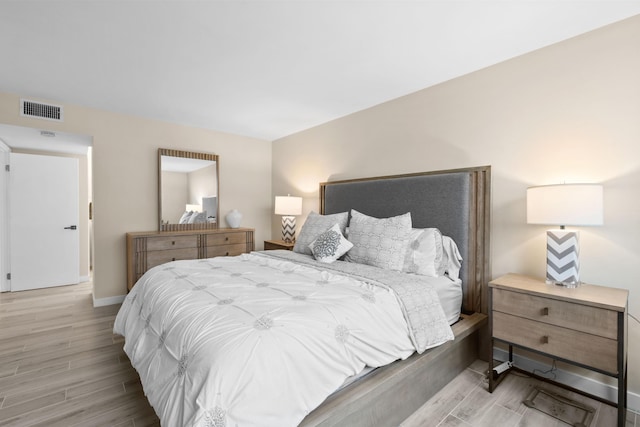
488;338;495;392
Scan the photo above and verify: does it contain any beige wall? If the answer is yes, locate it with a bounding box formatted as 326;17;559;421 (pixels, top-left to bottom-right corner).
188;164;217;209
273;16;640;400
161;170;189;224
0;92;272;301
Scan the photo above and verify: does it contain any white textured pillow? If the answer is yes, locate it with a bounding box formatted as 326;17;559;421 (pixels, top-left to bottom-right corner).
345;210;412;271
442;235;463;280
402;228;444;277
309;223;353;263
188;211;207;224
179;211;194;224
293;211;349;255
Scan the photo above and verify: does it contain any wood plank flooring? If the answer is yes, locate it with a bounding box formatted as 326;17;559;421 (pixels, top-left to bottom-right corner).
0;282;635;426
401;359;636;427
0;282;159;427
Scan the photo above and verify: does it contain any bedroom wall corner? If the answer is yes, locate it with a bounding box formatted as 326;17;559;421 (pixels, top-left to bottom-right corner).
0;90;273;302
271;15;640;405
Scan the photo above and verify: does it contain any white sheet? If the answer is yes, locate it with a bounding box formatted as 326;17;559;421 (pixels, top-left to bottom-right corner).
431;275;463;325
114;253;453;427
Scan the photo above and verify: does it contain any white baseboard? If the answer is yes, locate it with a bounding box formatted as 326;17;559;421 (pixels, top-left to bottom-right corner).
79;275;91;283
92;293;126;307
493;347;639;413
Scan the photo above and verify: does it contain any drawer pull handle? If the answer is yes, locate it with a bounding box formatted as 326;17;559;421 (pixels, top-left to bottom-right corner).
225;237;229;241
541;336;549;344
172;241;175;245
172;257;176;261
226;252;229;256
541;307;549;316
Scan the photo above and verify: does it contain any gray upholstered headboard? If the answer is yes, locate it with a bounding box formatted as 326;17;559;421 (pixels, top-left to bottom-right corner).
320;166;491;314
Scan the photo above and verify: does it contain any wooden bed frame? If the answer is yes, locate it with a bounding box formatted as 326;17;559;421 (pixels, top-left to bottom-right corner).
301;166;491;426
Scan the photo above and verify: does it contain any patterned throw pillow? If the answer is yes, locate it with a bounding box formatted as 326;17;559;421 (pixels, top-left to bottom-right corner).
402;228;444;277
345;209;412;271
293;211;349;256
309;223;353;263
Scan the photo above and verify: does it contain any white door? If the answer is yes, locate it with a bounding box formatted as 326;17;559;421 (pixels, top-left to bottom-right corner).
9;153;79;291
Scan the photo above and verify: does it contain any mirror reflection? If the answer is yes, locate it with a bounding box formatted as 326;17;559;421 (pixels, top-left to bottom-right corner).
158;149;219;231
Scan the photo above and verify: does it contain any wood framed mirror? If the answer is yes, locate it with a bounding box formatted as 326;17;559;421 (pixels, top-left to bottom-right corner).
158;148;219;231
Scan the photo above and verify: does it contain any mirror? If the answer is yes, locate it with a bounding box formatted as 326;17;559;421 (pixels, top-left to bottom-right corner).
158;148;219;231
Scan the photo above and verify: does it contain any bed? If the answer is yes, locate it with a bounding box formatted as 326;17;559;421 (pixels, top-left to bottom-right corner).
114;165;491;426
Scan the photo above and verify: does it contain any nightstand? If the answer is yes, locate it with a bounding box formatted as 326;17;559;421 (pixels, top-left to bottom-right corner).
488;273;628;427
264;239;295;251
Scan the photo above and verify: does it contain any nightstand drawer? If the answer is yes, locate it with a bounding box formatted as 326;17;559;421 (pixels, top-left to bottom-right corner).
492;288;617;339
493;311;618;373
264;240;295;251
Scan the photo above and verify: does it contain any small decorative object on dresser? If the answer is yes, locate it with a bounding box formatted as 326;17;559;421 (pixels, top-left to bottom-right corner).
263;239;295;251
488;273;628;427
225;209;242;228
126;228;254;290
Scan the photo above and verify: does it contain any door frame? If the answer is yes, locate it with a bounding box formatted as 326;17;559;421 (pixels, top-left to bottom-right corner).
0;124;92;293
0;139;10;292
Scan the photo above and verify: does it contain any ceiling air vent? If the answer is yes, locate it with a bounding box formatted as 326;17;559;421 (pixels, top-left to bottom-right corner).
20;99;63;122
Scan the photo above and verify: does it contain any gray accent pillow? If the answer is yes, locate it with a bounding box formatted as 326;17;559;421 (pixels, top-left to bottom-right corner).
309;223;353;263
293;211;349;255
345;209;412;271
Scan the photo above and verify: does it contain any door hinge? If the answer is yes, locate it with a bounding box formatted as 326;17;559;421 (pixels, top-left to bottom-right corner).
6;273;10;280
4;165;9;172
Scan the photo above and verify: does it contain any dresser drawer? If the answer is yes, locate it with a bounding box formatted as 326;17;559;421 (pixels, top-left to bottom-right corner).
205;232;247;247
493;311;618;373
205;243;247;258
146;247;199;269
492;288;617;339
146;235;199;251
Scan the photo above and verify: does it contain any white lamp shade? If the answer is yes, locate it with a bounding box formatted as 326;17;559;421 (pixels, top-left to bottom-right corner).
275;196;302;216
526;184;603;226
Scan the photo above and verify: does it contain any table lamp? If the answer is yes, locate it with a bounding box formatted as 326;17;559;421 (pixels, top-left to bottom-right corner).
526;184;603;287
275;195;302;243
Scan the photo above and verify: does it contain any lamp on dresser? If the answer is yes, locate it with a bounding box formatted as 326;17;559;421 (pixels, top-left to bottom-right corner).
526;183;603;287
275;195;302;243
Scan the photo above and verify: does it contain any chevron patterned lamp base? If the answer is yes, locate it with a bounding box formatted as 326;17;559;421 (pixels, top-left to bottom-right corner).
546;229;580;287
281;216;297;243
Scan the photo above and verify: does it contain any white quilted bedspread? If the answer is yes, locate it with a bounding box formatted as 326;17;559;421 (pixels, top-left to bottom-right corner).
114;252;453;427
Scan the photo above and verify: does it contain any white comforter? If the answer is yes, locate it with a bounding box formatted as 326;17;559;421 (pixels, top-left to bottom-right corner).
114;252;454;427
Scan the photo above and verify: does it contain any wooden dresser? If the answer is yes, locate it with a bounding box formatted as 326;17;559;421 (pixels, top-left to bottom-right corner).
488;273;628;426
126;228;254;290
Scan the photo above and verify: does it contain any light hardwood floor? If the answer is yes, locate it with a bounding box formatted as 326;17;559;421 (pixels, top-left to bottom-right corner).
0;282;635;426
401;359;636;427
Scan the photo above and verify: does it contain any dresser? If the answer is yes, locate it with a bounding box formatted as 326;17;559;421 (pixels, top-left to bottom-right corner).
488;273;628;426
126;228;254;290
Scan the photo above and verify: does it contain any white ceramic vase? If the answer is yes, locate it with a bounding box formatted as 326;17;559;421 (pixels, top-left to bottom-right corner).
226;209;242;229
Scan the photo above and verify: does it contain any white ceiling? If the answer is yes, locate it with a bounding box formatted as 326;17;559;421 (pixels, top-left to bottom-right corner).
1;1;639;142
